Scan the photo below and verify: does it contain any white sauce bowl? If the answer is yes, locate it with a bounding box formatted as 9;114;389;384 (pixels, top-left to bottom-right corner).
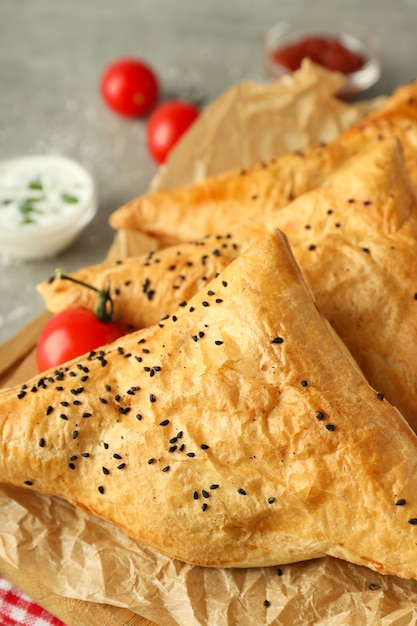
0;155;97;260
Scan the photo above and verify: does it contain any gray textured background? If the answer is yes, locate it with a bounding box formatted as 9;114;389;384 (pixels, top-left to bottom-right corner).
0;0;416;343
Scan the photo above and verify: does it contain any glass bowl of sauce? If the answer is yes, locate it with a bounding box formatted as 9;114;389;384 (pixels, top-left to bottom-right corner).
0;155;97;260
263;20;381;98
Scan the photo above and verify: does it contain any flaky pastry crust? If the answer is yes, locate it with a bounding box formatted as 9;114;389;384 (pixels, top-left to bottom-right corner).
39;139;417;432
108;80;417;243
4;231;417;580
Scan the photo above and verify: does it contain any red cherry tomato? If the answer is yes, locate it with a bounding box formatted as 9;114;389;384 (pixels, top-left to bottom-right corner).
146;100;200;164
37;309;124;372
100;57;159;117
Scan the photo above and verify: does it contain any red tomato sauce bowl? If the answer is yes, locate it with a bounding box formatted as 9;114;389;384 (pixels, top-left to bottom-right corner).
263;19;381;98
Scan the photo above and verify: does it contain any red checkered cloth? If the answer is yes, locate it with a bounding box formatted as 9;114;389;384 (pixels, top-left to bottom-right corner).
0;576;65;626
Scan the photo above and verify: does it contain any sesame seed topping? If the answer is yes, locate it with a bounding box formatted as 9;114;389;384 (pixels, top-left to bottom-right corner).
268;497;276;504
98;486;104;494
202;490;210;498
24;480;33;486
200;444;209;450
408;518;417;525
150;394;156;403
325;424;335;431
72;430;79;439
39;438;45;447
117;463;126;470
396;499;406;506
301;380;308;387
148;458;154;464
159;419;170;426
315;411;324;420
46;405;54;415
215;340;224;345
193;491;199;500
202;503;208;512
187;452;196;458
162;465;170;472
271;337;283;344
210;484;219;490
238;488;246;496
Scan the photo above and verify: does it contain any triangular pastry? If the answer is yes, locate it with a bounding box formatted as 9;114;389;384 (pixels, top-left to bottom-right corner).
109;80;417;244
5;231;417;580
39;139;417;432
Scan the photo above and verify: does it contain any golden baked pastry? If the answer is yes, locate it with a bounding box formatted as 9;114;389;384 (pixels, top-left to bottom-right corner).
36;231;260;333
5;230;417;580
39;139;417;432
109;79;417;244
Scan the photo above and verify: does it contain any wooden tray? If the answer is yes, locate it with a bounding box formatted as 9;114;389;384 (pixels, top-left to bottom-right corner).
0;314;156;626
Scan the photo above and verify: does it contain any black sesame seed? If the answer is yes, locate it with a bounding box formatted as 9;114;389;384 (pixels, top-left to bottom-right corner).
113;453;122;459
39;438;45;447
200;444;209;450
271;337;283;344
368;583;380;590
210;484;219;490
215;340;224;345
202;503;208;512
82;452;90;458
148;458;154;464
60;414;68;421
46;405;54;415
409;518;417;525
396;499;406;506
377;392;385;400
202;490;210;498
169;445;177;453
136;414;142;421
70;455;77;461
315;411;324;420
177;431;183;439
73;400;81;406
103;443;109;449
162;465;170;472
98;486;104;494
301;380;308;387
72;430;79;439
264;600;271;607
17;391;26;399
325;424;335;431
215;298;223;303
268;497;276;504
238;488;246;496
68;463;76;470
117;463;126;470
159;419;170;426
150;394;156;403
82;412;92;418
24;480;33;486
102;467;109;475
276;568;283;576
202;301;209;307
187;452;196;458
193;491;199;500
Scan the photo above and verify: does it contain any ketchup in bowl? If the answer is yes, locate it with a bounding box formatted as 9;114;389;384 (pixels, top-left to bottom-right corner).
271;35;366;74
263;21;381;98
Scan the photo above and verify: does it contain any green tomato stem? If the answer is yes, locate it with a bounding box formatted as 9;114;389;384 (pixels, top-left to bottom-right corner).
55;269;114;323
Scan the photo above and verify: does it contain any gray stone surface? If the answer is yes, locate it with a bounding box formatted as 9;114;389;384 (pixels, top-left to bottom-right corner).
0;0;415;343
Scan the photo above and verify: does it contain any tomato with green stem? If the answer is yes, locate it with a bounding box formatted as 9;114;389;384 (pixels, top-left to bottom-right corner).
37;272;125;372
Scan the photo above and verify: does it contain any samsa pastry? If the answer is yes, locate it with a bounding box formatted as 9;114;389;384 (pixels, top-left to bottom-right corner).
109;79;417;244
39;139;417;432
5;231;417;580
